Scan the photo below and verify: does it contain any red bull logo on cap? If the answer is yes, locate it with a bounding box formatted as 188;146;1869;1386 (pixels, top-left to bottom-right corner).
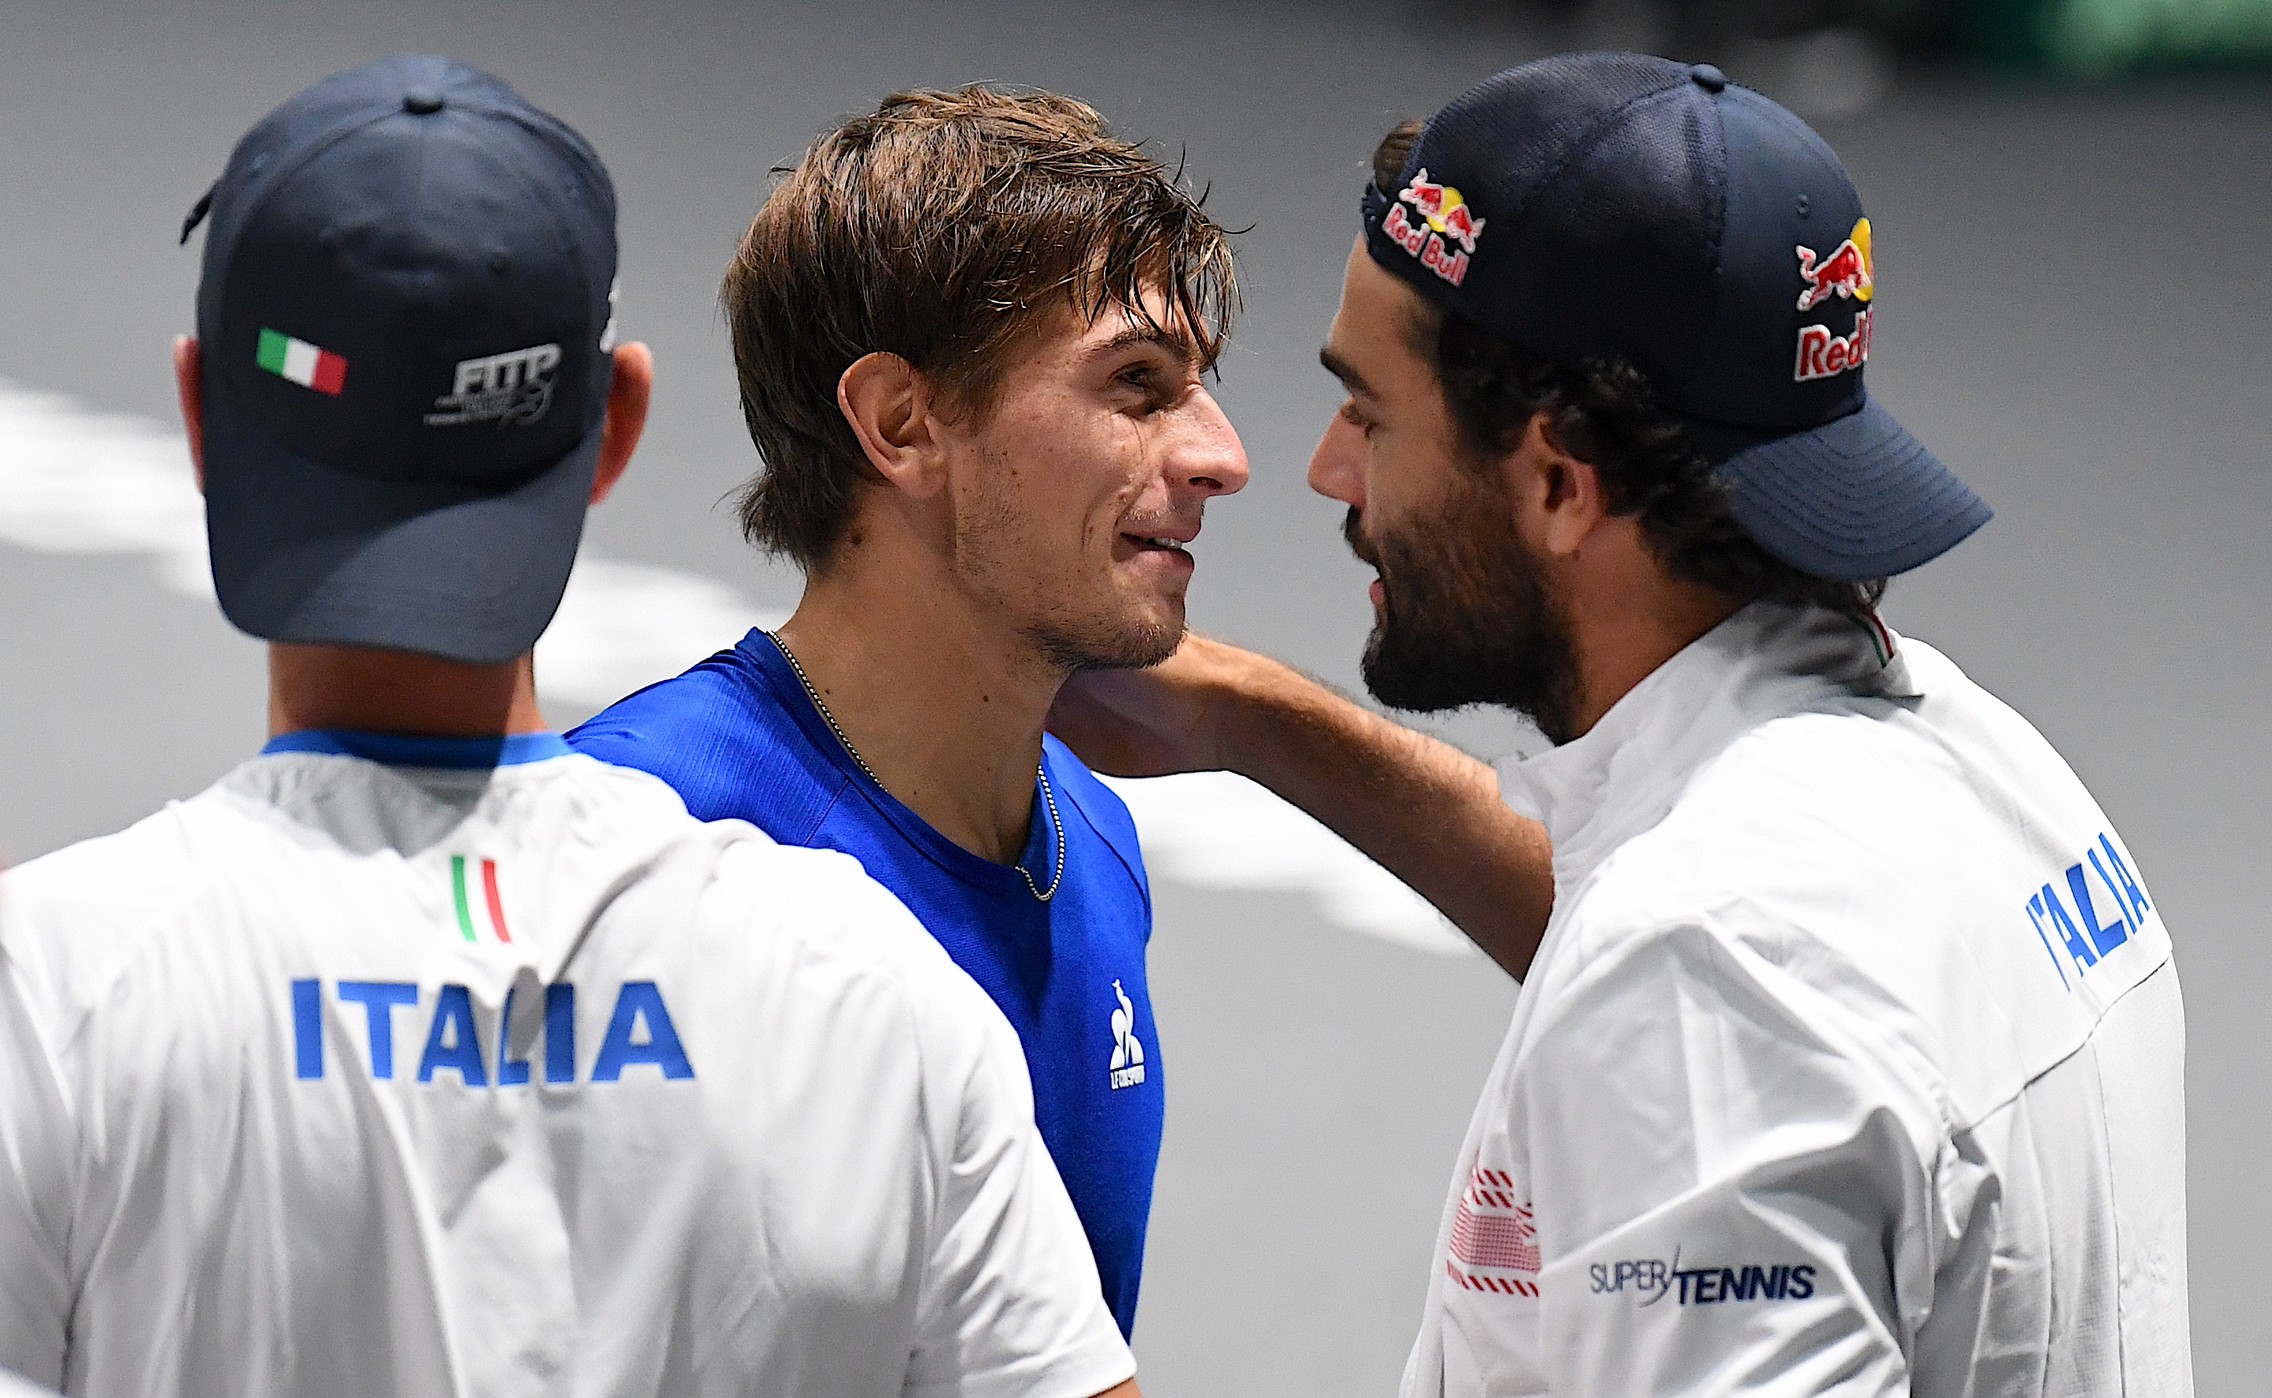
1795;309;1872;382
1793;217;1875;382
1383;167;1485;287
1401;169;1486;253
1795;218;1874;312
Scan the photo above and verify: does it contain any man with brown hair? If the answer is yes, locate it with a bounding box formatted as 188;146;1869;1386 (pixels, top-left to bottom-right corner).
3;57;1140;1398
568;86;1248;1338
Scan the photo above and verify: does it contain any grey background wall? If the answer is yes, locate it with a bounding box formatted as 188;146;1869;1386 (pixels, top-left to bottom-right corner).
3;1;2266;1391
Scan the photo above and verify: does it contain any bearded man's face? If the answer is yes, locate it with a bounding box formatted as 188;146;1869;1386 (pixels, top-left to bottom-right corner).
1311;241;1584;742
1344;472;1582;744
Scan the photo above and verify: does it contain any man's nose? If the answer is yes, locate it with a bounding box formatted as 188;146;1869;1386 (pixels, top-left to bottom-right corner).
1308;412;1364;509
1171;386;1250;498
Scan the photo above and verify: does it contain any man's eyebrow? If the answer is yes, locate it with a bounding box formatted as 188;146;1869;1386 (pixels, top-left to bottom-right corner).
1089;322;1203;368
1319;346;1377;399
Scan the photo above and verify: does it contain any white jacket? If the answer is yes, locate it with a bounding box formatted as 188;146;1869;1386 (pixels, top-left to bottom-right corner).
0;740;1132;1398
1403;603;2190;1397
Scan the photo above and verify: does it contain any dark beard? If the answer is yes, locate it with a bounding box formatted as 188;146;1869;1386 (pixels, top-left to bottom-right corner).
1347;492;1583;744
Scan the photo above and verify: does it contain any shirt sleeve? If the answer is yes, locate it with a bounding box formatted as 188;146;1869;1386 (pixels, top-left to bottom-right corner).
0;915;74;1389
1515;922;1947;1396
904;989;1134;1398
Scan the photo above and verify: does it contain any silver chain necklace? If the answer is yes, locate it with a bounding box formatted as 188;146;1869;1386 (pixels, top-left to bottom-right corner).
764;631;1065;902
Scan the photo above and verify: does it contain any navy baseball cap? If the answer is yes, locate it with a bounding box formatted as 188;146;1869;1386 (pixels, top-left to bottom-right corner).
182;54;619;663
1362;52;1989;580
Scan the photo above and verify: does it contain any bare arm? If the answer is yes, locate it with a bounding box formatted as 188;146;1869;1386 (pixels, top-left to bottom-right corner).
1050;634;1552;979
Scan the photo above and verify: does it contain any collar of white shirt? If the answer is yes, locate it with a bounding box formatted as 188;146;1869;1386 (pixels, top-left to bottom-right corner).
1499;600;1921;890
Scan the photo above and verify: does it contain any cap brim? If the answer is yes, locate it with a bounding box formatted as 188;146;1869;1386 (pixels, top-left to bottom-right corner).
1708;394;1991;581
202;388;598;664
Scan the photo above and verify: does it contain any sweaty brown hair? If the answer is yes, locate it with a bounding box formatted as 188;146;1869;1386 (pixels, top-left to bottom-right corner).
724;86;1239;571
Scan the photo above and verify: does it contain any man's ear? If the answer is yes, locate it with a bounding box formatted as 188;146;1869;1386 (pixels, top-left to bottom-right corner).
1507;410;1609;559
591;342;652;506
837;352;946;498
173;336;205;493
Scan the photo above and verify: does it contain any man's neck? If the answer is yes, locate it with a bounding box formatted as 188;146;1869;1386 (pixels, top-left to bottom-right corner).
1564;577;1747;741
268;644;547;739
776;563;1063;867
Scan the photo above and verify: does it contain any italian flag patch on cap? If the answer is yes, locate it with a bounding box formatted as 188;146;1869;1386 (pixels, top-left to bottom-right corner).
255;328;348;396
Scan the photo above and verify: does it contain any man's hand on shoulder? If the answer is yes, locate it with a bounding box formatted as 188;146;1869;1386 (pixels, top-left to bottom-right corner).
1048;632;1256;778
1051;634;1553;979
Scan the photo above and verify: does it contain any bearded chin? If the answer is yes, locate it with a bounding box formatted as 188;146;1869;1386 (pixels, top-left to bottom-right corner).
1357;519;1583;744
1361;608;1491;714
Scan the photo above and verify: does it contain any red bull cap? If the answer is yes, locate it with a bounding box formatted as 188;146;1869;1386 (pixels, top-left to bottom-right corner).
1360;52;1989;581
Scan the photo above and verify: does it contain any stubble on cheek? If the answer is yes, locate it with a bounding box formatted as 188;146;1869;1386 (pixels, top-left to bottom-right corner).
946;446;1183;674
1039;495;1184;672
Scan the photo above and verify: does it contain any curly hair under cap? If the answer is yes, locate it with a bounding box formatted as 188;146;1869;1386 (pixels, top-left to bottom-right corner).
1371;121;1884;620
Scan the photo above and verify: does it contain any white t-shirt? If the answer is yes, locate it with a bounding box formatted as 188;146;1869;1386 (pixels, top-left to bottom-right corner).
0;732;1133;1398
1404;604;2191;1397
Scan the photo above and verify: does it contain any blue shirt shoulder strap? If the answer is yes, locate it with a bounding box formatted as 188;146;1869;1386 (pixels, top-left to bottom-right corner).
566;636;852;835
1040;734;1150;909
